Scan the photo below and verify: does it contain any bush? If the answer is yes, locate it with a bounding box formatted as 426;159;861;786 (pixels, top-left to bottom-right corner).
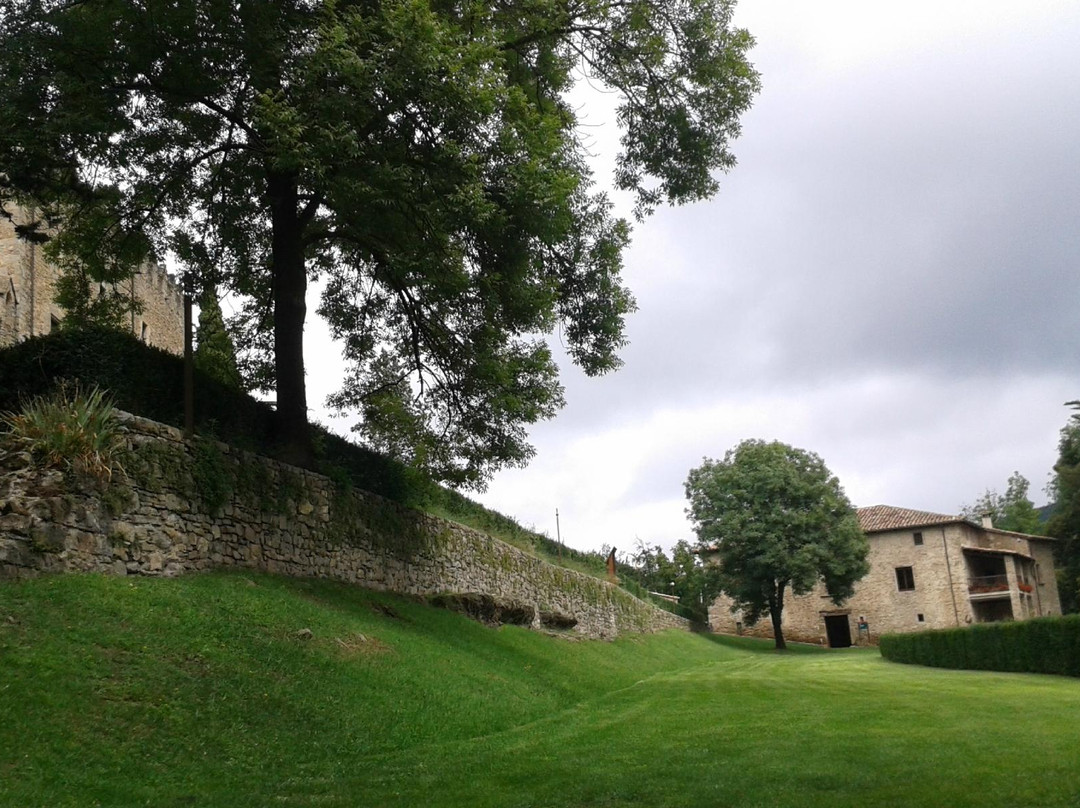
0;326;277;450
879;615;1080;677
0;382;125;481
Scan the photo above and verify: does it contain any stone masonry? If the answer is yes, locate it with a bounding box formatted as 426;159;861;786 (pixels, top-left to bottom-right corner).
0;413;687;639
707;505;1061;646
0;209;183;354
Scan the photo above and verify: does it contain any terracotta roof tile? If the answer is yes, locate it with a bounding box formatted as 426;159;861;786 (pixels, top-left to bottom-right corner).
856;505;959;533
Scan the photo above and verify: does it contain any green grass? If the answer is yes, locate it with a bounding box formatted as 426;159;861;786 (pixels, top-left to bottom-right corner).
2;573;1080;807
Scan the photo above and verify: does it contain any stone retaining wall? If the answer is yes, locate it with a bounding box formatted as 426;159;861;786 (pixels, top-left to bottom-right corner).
0;413;687;638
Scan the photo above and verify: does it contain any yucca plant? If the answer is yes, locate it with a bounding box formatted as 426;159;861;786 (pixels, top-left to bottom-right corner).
0;382;126;481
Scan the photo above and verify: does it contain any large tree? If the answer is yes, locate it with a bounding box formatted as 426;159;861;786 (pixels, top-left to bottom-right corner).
685;440;869;649
1048;406;1080;613
960;471;1043;535
0;0;759;478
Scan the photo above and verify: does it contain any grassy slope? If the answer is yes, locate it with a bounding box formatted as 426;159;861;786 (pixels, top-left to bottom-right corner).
2;574;1079;807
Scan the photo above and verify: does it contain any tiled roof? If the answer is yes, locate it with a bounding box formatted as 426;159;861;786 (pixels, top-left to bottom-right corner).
856;505;959;533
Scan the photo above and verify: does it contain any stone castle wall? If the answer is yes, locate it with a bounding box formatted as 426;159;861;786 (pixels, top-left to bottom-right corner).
0;210;183;354
0;413;687;639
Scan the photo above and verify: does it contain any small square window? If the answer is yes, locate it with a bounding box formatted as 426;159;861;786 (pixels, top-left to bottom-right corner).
917;613;925;622
896;566;915;591
913;531;923;546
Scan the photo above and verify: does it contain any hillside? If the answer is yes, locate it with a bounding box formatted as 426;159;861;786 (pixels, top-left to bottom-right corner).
3;573;1080;807
0;328;679;615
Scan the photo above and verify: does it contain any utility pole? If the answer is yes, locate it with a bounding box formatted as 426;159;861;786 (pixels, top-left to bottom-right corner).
555;508;563;562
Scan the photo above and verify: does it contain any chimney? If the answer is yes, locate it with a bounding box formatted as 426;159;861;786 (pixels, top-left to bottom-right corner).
980;513;993;529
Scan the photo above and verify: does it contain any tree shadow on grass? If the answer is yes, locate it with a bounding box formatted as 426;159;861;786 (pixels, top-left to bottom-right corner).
702;633;837;655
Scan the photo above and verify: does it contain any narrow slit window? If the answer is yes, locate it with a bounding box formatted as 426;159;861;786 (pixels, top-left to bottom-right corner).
913;531;923;546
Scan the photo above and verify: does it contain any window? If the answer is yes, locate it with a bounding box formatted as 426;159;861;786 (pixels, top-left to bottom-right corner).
896;566;915;591
140;322;148;342
917;613;925;622
913;531;923;546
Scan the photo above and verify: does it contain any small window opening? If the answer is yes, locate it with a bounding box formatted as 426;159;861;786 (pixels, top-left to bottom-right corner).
50;314;61;332
140;322;148;342
917;613;925;622
913;531;923;546
896;566;915;592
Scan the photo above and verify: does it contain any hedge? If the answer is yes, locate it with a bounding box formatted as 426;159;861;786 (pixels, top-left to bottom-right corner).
879;615;1080;677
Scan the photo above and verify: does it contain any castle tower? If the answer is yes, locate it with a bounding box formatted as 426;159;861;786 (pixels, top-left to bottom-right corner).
0;208;184;355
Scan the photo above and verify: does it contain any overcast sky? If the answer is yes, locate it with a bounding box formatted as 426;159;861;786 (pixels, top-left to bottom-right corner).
308;1;1080;554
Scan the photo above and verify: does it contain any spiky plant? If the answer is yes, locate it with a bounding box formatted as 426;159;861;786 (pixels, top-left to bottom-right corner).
0;383;126;481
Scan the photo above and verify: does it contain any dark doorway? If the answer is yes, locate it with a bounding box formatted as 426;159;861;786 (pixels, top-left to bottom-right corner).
824;615;852;648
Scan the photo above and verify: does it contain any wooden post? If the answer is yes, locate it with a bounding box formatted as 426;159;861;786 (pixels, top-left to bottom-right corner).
183;276;194;438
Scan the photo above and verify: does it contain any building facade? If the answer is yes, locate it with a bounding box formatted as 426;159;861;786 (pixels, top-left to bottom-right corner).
0;209;183;354
707;505;1062;647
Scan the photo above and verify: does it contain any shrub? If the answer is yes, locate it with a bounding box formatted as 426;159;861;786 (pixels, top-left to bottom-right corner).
880;615;1080;677
0;382;125;481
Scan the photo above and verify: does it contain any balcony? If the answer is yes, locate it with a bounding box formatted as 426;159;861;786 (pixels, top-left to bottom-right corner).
968;574;1011;600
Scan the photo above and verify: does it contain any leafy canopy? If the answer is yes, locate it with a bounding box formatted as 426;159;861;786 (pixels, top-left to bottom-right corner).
0;0;760;483
960;471;1043;535
1048;405;1080;613
685;439;868;649
622;538;723;624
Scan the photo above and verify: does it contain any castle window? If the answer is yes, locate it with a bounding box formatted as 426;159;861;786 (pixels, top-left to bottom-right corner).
913;531;923;546
50;314;61;332
141;322;148;342
895;566;915;592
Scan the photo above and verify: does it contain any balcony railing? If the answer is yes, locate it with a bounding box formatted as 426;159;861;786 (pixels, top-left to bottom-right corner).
968;574;1009;594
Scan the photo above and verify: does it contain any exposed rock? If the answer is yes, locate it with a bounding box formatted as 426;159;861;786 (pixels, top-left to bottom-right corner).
540;610;578;630
427;592;536;627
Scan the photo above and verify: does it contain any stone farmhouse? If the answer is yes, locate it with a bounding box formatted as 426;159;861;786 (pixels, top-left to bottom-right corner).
706;505;1062;647
0;208;183;354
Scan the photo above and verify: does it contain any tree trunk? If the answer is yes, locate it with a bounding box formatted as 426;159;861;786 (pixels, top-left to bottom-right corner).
268;170;312;467
769;583;787;650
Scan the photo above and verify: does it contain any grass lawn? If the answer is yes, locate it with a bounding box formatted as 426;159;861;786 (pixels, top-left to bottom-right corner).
2;573;1079;807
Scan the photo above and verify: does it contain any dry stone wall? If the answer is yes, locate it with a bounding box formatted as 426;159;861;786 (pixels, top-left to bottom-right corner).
0;413;686;639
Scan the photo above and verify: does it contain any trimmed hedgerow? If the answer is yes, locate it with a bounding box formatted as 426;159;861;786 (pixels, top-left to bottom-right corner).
0;326;276;450
879;615;1080;677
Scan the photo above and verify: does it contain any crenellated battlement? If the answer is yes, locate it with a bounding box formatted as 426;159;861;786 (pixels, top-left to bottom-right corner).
0;207;184;354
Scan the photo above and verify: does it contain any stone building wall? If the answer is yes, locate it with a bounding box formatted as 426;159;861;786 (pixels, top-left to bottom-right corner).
707;520;1061;646
0;413;687;639
0;210;183;354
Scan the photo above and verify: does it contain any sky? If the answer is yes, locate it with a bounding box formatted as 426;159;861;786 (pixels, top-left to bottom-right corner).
307;1;1080;554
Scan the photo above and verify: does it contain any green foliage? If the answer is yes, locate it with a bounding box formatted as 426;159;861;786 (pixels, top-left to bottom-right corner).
880;615;1080;677
191;439;233;514
685;440;870;649
960;471;1043;534
194;289;243;390
0;0;760;481
619;539;723;625
0;382;125;481
44;190;150;331
0;327;277;451
1048;407;1080;613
